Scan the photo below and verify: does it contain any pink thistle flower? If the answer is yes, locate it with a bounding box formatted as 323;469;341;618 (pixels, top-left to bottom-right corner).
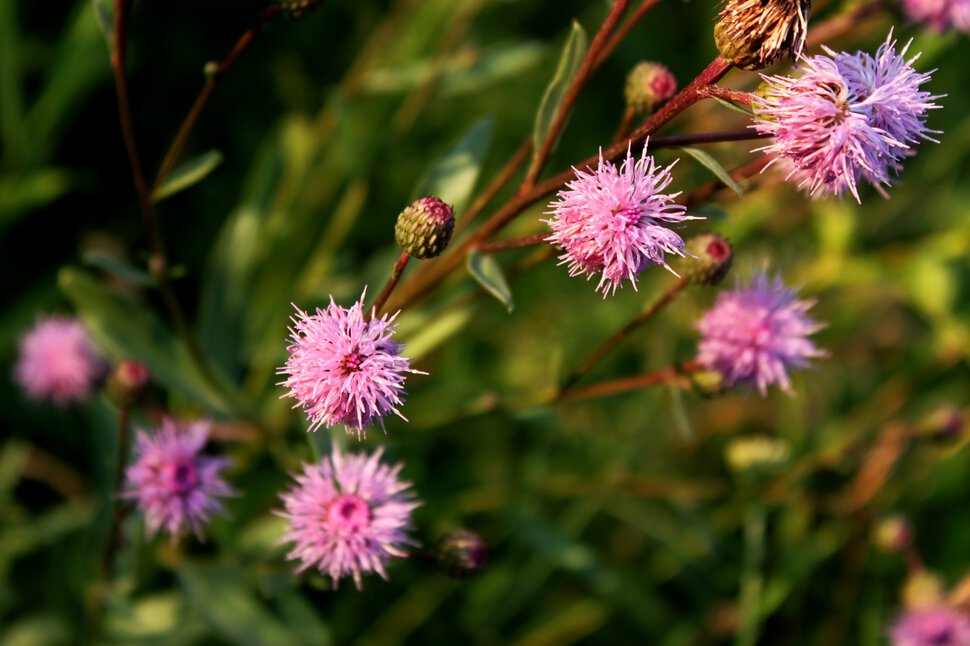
890;606;970;646
901;0;970;34
278;290;425;439
277;445;420;590
542;143;700;297
14;316;104;406
696;271;826;395
122;418;235;540
753;32;941;202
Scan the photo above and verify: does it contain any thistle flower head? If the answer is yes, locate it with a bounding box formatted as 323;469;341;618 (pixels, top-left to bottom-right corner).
901;0;970;34
543;142;699;298
278;290;425;439
15;316;104;406
122;418;234;540
753;32;941;202
696;271;826;395
277;445;420;590
714;0;811;70
889;606;970;646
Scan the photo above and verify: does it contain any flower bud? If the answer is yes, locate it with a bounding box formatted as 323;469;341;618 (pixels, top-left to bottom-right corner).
918;406;964;443
435;530;487;578
714;0;811;71
683;234;733;286
624;62;678;115
903;571;947;609
104;360;151;408
275;0;324;19
394;196;455;259
875;515;914;554
726;435;790;477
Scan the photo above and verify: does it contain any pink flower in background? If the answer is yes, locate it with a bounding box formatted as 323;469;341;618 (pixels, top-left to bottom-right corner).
123;418;234;540
696;271;826;395
753;32;940;202
890;606;970;646
277;445;420;590
901;0;970;33
543;143;699;297
15;316;104;406
278;291;424;439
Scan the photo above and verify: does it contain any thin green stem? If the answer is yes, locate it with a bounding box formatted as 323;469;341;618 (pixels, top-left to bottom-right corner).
736;501;767;646
560;276;689;393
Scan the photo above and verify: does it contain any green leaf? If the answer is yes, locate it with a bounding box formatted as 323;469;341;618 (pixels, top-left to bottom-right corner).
711;95;754;117
413;116;494;215
59;267;238;416
679;146;744;197
152;150;223;202
0;168;72;227
82;250;155;287
91;0;114;49
532;21;587;155
466;250;514;312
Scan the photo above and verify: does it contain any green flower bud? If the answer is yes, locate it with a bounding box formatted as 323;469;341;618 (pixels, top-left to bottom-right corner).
624;62;678;115
395;196;455;259
104;360;151;408
726;435;790;476
714;0;811;71
683;234;733;286
435;530;488;578
874;515;914;554
275;0;324;19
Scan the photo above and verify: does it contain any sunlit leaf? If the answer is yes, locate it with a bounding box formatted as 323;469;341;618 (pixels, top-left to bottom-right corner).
152;150;223;202
532;21;586;155
467;250;514;312
413;116;494;215
679;146;744;197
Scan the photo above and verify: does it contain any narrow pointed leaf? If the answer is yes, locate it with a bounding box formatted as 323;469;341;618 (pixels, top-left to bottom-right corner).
82;251;155;287
532;21;587;155
467;250;514;312
711;96;754;117
680;146;744;197
413;117;494;215
92;0;114;49
152;150;224;202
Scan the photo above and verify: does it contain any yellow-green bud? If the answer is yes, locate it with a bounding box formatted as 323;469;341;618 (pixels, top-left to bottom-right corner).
874;515;914;554
104;360;151;408
714;0;811;71
624;62;677;115
395;196;455;259
275;0;324;19
683;234;733;286
435;530;487;578
726;435;790;476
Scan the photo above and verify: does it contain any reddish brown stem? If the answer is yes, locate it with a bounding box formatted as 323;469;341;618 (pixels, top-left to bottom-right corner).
522;0;632;189
595;0;665;70
101;406;131;578
154;5;281;189
453;139;532;238
702;85;756;107
372;252;411;317
558;360;704;403
806;1;883;49
476;233;548;254
683;156;770;208
649;129;768;150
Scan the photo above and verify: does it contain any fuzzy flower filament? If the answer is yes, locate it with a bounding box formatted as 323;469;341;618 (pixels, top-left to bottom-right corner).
543;143;699;297
279;290;425;439
752;32;941;202
277;445;420;590
122;418;234;540
696;271;826;395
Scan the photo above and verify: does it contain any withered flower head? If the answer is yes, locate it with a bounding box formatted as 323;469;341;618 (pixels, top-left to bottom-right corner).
714;0;811;71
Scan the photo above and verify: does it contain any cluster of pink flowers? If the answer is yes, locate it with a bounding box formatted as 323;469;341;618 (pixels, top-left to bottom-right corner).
14;316;104;406
890;606;970;646
901;0;970;33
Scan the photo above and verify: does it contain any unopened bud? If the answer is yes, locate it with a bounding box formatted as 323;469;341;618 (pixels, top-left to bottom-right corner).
683;234;733;286
394;196;455;259
714;0;811;71
275;0;324;18
726;435;790;476
436;530;487;578
918;406;964;443
903;571;947;609
105;360;151;408
624;62;677;115
875;515;914;554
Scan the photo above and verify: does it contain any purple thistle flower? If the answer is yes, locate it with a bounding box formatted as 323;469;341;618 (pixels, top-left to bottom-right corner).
122;418;234;540
278;290;425;439
543;143;699;297
890;606;970;646
277;445;420;590
696;271;826;395
753;32;941;202
901;0;970;34
14;316;104;406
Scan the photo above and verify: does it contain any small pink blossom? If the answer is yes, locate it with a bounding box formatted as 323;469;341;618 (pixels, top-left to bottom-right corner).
543;143;699;297
278;290;425;439
277;445;420;590
15;316;104;406
901;0;970;33
123;418;234;540
890;606;970;646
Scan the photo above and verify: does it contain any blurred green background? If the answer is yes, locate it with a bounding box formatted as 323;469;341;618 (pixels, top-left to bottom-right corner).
2;0;970;643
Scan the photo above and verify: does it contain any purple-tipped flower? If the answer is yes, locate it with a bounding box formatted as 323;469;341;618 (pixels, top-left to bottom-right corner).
277;445;420;590
889;606;970;646
696;271;826;395
279;290;425;439
15;316;104;406
901;0;970;34
543;143;699;297
753;32;941;202
122;418;234;540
